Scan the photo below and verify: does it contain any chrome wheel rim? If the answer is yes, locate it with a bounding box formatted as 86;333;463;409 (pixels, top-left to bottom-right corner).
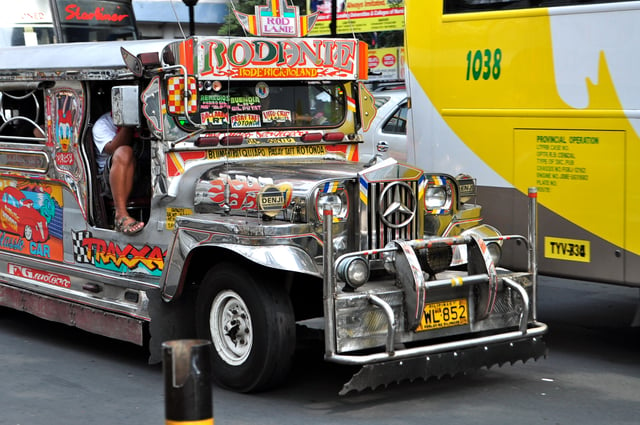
210;290;253;366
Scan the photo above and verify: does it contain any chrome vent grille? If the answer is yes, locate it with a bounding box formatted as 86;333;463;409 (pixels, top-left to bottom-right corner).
367;180;420;250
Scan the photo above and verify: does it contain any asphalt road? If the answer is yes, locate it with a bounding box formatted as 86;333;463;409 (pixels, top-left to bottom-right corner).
1;276;639;425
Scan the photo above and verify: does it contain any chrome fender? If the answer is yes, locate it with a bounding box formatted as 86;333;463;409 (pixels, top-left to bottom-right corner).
161;228;321;300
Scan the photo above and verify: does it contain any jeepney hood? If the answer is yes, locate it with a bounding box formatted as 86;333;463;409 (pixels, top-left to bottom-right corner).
192;156;424;218
200;158;362;191
193;158;362;214
195;156;424;195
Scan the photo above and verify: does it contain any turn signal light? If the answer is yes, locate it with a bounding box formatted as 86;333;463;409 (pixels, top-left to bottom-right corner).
301;132;323;143
195;136;220;147
323;132;345;142
220;135;244;145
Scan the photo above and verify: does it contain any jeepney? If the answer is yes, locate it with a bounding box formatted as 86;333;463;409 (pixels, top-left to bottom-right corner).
0;2;546;394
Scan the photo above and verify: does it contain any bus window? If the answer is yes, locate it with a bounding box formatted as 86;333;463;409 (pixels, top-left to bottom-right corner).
0;26;55;47
0;0;137;47
444;0;636;14
55;0;138;42
0;0;55;47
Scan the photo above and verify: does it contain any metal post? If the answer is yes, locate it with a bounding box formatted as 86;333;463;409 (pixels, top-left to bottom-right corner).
528;187;538;321
330;0;338;36
163;339;213;425
182;0;198;36
189;6;195;36
322;208;337;358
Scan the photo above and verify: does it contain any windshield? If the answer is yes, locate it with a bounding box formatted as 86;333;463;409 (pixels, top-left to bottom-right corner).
173;80;347;131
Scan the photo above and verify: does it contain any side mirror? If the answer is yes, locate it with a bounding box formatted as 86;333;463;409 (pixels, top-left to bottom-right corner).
358;82;377;132
111;86;140;126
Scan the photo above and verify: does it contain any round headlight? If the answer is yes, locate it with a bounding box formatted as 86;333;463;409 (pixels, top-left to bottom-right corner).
318;193;342;215
425;186;447;209
337;256;370;289
317;190;348;221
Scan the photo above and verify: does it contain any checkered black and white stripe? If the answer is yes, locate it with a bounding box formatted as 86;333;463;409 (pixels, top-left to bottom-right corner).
72;230;91;264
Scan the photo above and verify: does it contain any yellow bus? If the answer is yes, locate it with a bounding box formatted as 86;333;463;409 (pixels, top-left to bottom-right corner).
405;0;640;285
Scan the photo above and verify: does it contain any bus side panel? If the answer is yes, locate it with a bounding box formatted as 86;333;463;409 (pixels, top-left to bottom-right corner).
512;127;626;284
479;186;634;285
406;1;640;285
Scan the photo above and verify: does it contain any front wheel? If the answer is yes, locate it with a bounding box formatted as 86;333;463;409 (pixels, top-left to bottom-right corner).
195;263;295;393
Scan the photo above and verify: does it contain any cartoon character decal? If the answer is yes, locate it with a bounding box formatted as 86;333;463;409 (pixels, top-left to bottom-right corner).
48;87;89;217
56;104;74;153
52;90;82;173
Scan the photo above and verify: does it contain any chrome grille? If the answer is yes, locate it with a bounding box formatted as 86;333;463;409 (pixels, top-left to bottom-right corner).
367;180;420;250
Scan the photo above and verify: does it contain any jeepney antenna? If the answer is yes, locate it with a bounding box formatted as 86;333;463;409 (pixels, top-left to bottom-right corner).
343;6;358;40
227;0;249;37
169;0;188;39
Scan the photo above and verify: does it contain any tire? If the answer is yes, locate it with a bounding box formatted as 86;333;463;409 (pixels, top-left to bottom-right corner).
195;263;296;393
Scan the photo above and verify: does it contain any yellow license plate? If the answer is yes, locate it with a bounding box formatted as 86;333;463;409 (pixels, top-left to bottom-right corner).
416;299;469;331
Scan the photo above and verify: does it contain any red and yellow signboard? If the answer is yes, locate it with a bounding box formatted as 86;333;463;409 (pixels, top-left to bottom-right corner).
367;47;404;81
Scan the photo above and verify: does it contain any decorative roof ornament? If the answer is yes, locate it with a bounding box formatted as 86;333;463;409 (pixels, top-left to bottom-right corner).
234;0;319;37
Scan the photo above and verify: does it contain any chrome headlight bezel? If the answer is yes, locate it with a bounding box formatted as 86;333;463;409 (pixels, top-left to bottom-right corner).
425;186;447;209
424;175;453;213
315;185;349;222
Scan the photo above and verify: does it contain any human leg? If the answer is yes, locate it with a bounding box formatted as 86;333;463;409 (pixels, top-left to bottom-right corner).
109;145;144;234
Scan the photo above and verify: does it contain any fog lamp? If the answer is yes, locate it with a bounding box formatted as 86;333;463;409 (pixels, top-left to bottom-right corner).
337;256;370;289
